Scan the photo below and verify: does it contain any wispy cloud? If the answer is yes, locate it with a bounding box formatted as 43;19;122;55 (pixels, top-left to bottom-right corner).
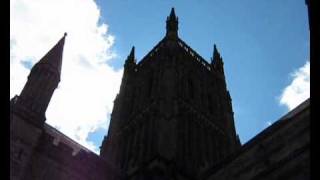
10;0;123;154
279;61;310;111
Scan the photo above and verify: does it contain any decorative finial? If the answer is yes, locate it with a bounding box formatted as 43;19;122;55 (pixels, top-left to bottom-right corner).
213;44;220;59
64;32;67;37
166;7;179;38
169;8;176;19
212;44;224;72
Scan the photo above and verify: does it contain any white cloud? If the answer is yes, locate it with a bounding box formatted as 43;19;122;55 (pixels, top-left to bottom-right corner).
10;0;123;154
280;61;310;111
266;121;272;127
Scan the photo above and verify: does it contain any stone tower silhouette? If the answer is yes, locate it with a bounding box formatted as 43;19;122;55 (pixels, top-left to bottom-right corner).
11;33;66;126
100;8;240;179
10;34;66;180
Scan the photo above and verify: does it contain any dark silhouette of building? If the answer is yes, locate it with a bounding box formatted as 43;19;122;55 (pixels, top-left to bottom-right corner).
99;8;241;179
10;8;309;180
10;34;123;180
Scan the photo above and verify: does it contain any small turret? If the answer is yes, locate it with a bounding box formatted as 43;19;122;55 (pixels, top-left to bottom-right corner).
166;8;179;38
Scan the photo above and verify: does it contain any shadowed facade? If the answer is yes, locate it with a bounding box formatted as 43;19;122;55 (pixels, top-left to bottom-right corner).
10;8;309;180
100;8;241;180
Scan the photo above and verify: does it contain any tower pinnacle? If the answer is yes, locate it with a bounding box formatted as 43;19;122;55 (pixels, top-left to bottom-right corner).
169;7;176;19
124;46;136;71
125;46;136;64
213;44;220;59
166;8;179;38
128;46;135;60
212;44;224;73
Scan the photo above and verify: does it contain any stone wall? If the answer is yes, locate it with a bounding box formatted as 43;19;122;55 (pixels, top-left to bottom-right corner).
201;99;310;180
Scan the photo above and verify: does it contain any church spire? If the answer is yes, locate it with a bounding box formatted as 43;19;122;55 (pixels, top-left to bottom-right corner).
34;32;67;80
12;33;67;125
166;8;179;38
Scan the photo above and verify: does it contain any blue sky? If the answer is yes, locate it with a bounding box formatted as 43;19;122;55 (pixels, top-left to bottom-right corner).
11;0;309;153
88;0;309;145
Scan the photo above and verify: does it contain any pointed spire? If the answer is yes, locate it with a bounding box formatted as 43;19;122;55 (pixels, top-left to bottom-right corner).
35;33;67;77
213;44;220;60
126;46;136;63
211;44;224;73
166;7;179;38
169;7;177;19
128;46;135;60
124;46;136;70
13;34;67;124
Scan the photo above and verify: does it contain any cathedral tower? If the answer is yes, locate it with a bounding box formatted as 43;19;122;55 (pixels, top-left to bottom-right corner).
100;8;240;180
